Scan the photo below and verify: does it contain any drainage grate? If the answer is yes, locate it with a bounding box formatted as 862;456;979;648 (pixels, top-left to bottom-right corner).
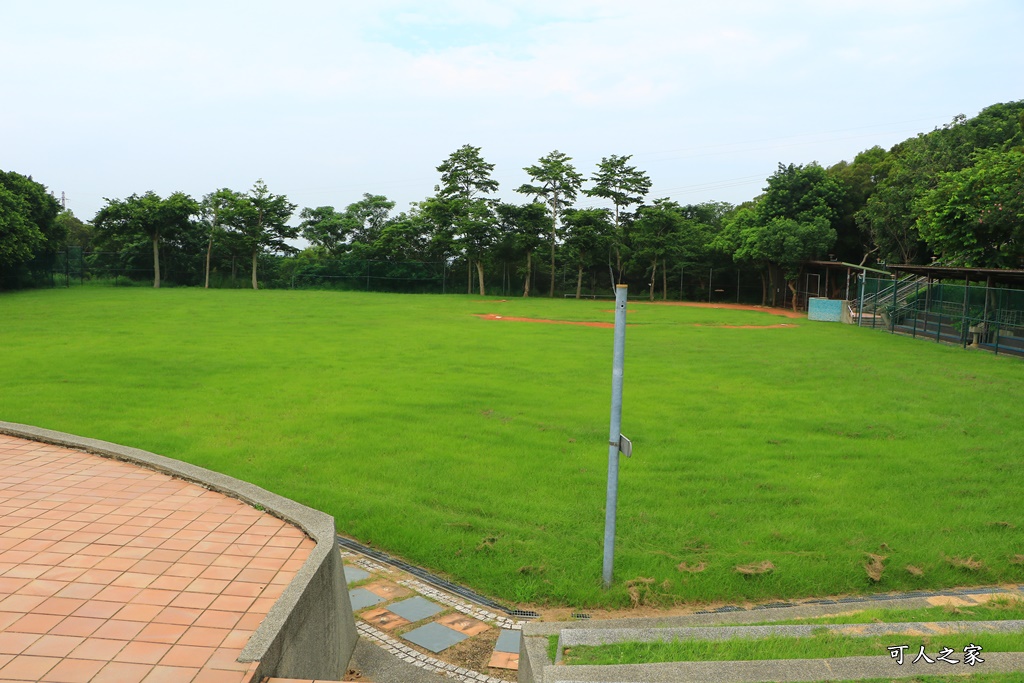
337;536;537;618
510;609;541;618
571;613;591;620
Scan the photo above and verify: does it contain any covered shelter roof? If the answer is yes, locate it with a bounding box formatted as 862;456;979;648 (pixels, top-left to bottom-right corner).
888;264;1024;286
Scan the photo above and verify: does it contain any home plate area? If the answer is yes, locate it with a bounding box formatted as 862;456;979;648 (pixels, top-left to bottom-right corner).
342;552;524;682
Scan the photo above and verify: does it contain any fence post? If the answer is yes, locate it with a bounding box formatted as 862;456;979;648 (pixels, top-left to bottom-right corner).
889;276;898;333
962;279;971;347
911;280;920;338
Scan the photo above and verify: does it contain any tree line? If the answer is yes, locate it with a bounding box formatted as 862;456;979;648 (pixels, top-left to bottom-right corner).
2;99;1021;302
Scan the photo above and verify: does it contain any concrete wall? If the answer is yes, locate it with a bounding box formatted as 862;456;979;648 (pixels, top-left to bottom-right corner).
0;421;357;681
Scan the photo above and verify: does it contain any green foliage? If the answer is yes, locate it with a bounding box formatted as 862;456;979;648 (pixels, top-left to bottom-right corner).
435;144;499;199
92;190;201;288
518;150;585;296
917;149;1024;268
0;185;41;269
0;170;62;283
859;100;1024;264
222;179;297;288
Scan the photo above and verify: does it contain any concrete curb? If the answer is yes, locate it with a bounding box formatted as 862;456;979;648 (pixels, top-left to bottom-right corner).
0;421;357;682
541;652;1024;683
521;587;1024;683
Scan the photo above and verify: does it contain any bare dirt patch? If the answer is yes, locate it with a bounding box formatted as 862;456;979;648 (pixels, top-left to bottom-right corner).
475;313;614;328
641;301;805;319
864;553;887;582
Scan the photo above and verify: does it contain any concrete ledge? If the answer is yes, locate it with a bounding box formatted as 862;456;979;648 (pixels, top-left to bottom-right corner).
540;653;1024;683
519;632;555;683
0;421;357;681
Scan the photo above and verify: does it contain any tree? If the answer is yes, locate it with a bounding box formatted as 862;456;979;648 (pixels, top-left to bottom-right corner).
917;149;1024;268
223;180;298;289
585;155;651;282
857;102;1024;264
827;146;887;264
428;146;500;296
517;150;584;297
631;199;699;301
495;202;551;297
55;210;93;251
435;144;499;200
0;186;39;271
0;171;62;277
300;194;396;258
200;189;240;289
562;208;614;298
92;191;199;288
719;164;840;309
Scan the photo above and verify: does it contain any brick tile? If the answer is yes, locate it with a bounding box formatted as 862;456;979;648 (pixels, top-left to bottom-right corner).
202;647;249;672
38;656;107;682
53;583;104;600
191;668;248;682
140;665;201;683
6;613;64;634
169;592;216;610
92;585;141;603
38;567;85;582
33;597;85;617
89;660;152;683
0;632;41;655
177;627;228;648
65;637;128;661
113;641;171;665
159;644;213;668
114;603;164;622
0;654;61;680
0;594;46;613
132;589;178;606
91;620;146;641
207;595;254;613
70;600;122;620
76;569;121;585
219;582;263;598
191;611;240;630
22;634;83;658
91;557;137;571
218;631;250;650
184;578;230;595
147;575;191;591
48;616;105;637
199;565;242;580
153;606;202;626
0;611;20;631
135;622;188;645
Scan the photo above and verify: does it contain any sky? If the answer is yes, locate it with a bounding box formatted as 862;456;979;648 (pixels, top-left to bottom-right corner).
3;0;1023;223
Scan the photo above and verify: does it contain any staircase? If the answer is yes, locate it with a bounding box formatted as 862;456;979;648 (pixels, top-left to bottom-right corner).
852;275;928;327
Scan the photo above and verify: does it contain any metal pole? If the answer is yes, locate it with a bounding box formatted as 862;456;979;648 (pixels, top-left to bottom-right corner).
857;273;866;326
603;284;628;588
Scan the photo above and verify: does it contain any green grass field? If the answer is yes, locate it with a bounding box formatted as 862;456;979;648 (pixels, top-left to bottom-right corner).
1;287;1023;609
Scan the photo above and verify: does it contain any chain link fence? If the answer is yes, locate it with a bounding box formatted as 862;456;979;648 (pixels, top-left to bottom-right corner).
856;276;1024;357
